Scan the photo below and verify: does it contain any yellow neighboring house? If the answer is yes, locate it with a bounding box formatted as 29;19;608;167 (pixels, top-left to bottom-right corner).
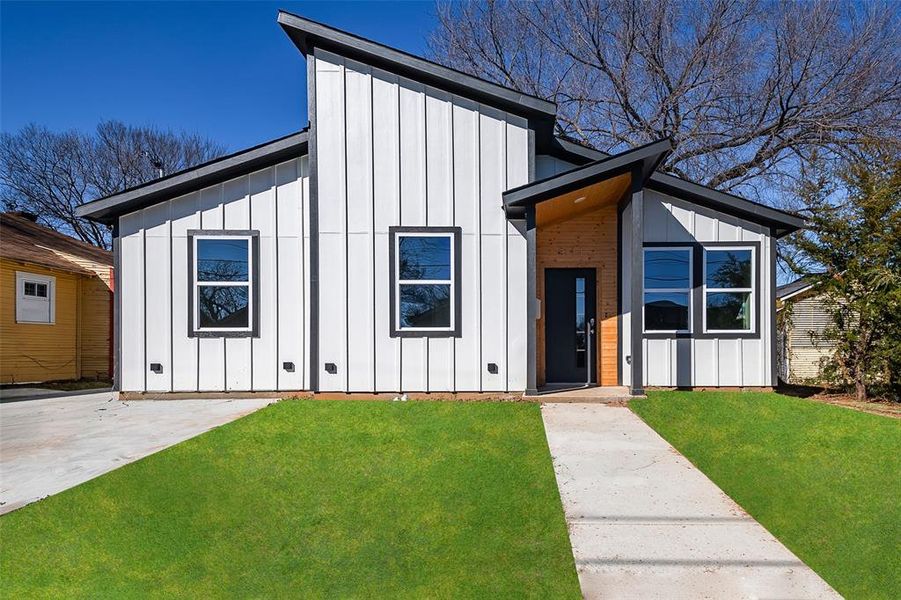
0;212;113;384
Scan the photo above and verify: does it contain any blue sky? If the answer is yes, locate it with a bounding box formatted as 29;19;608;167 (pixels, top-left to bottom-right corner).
1;1;437;151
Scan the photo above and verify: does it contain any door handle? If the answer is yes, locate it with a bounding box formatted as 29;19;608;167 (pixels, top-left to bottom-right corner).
586;318;596;386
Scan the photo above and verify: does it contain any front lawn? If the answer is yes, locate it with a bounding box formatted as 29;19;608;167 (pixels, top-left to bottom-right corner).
1;400;580;598
631;391;900;599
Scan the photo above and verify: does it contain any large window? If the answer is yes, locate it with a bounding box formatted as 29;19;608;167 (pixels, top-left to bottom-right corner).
643;248;692;332
390;226;461;337
704;247;754;332
189;231;258;337
16;271;55;324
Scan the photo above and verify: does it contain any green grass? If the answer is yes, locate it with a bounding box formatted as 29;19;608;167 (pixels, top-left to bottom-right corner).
631;391;900;599
1;400;580;599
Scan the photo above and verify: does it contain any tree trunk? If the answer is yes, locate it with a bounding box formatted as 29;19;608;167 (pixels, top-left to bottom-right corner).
855;377;867;403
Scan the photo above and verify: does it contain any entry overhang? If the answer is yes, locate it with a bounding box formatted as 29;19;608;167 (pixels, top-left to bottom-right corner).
503;138;674;219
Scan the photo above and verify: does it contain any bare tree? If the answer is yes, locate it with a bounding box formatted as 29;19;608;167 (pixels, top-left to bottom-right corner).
431;0;901;200
0;121;225;249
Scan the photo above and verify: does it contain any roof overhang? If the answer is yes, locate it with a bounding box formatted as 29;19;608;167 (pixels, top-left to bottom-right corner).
503;139;674;219
278;10;557;121
776;277;818;301
77;130;308;225
543;136;806;237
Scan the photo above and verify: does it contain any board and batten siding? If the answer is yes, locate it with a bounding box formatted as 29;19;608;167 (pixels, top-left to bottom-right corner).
117;157;310;392
313;49;529;393
621;190;775;388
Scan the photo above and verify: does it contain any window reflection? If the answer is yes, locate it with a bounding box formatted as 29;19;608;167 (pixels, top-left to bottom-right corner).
197;239;249;282
706;291;751;330
398;236;451;280
399;284;451;328
645;292;690;331
706;250;751;288
645;249;691;289
198;286;249;328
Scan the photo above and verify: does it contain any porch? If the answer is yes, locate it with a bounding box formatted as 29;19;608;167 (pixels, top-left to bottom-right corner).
503;139;674;397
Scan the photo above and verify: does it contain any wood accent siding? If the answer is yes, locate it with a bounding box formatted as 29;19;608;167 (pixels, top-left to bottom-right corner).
536;204;618;386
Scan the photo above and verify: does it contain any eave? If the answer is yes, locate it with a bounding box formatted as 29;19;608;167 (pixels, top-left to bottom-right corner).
76;130;309;225
277;10;557;121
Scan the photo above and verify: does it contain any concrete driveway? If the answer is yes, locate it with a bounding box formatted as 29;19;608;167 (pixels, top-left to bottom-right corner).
542;403;841;600
0;392;272;515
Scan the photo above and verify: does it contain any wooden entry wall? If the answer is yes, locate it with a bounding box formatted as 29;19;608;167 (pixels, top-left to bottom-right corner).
536;203;619;386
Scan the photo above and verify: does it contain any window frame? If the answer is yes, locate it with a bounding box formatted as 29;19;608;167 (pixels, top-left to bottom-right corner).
388;226;462;338
702;245;756;334
187;230;260;338
15;271;55;324
642;246;693;334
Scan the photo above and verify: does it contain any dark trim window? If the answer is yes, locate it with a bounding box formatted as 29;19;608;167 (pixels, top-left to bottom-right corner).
643;247;692;333
703;247;754;332
389;226;462;338
187;230;260;338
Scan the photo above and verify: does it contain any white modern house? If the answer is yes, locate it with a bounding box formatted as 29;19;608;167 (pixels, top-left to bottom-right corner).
77;11;805;397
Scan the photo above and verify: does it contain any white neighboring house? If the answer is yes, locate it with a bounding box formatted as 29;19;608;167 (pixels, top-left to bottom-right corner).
76;12;805;396
777;278;836;384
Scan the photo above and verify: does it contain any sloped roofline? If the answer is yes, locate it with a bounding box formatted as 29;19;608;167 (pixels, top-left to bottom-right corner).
545;136;806;237
77;130;308;225
277;10;557;120
504;139;674;214
1;212;112;272
776;276;818;301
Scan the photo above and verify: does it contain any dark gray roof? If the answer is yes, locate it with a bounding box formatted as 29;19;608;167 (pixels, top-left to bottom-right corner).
504;139;673;215
77;130;308;225
277;10;557;120
777;277;816;299
544;136;806;237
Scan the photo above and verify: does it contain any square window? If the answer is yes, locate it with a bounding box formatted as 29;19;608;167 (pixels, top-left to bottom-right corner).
196;238;249;282
398;236;451;280
705;249;752;288
198;286;250;328
399;284;451;328
645;291;690;331
645;249;691;289
643;248;692;333
706;291;751;330
704;247;755;333
390;227;461;337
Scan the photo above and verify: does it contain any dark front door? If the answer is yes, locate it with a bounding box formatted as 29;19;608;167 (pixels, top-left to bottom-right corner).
545;268;597;384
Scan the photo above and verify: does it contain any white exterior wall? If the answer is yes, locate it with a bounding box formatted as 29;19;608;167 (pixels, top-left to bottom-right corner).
621;190;775;387
118;157;310;392
313;49;530;392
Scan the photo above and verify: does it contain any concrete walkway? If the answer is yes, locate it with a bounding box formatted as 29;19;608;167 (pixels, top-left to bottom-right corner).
0;392;273;515
542;403;841;599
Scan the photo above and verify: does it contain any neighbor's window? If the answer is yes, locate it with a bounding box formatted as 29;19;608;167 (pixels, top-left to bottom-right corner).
16;271;55;324
190;232;258;336
390;227;461;337
704;247;754;332
643;248;692;332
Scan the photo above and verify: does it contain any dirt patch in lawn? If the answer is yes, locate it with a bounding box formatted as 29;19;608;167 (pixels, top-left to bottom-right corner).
777;384;900;418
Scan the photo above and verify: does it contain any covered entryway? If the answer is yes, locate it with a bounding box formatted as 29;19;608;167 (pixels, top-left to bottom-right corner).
503;139;674;395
